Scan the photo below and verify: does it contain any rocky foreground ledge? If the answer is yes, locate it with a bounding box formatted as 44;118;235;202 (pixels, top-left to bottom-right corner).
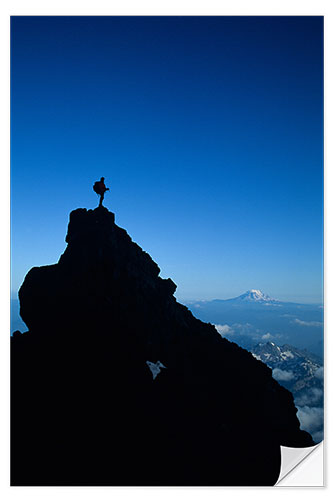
11;207;313;486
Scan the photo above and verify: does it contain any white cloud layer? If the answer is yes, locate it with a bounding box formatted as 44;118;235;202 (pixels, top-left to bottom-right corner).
296;406;324;436
315;366;324;379
295;388;323;407
214;324;232;336
272;368;294;381
293;319;323;327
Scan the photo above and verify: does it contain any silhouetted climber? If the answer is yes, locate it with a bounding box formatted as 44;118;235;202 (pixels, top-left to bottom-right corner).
93;177;109;207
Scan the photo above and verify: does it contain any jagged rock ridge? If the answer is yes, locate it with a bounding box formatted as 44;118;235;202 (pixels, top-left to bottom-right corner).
11;207;313;486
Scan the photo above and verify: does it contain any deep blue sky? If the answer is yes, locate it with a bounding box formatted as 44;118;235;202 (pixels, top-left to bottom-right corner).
11;16;323;303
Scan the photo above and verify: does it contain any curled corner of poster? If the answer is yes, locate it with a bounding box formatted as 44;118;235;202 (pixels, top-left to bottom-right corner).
276;441;324;486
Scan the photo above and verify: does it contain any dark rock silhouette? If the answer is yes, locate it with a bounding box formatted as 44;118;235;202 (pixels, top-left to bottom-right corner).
12;330;22;337
11;207;314;486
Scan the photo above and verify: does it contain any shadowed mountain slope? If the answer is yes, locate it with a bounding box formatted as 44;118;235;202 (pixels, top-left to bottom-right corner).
11;207;313;486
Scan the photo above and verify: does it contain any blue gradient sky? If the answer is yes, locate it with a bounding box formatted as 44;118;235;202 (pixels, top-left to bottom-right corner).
11;16;323;303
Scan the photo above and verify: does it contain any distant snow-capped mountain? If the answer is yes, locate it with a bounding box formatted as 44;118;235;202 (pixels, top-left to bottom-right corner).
231;289;280;304
186;291;323;357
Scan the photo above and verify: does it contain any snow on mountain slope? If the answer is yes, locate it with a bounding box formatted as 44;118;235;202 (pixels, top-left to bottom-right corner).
235;289;280;304
251;342;324;443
